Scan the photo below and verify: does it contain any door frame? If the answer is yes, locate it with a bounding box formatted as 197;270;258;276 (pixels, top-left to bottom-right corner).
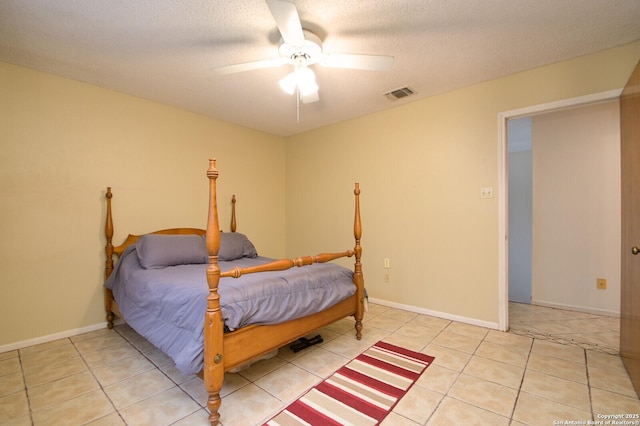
497;89;623;331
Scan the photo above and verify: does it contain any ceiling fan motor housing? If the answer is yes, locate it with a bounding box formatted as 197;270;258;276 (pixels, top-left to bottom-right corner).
278;30;323;66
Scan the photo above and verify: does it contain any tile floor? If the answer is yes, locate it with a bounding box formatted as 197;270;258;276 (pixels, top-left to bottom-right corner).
509;302;620;355
1;302;638;425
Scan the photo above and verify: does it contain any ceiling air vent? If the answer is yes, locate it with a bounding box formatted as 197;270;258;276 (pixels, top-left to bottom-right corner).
384;86;416;100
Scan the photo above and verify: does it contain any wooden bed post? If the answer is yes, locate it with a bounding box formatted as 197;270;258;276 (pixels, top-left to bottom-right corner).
353;183;364;340
230;194;237;232
104;187;115;329
204;159;224;426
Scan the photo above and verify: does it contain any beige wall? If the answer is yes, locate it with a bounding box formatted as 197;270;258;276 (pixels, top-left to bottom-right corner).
0;62;285;347
533;100;621;315
285;41;640;326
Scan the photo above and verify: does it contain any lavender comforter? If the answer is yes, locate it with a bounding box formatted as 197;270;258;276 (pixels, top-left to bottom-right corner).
104;245;355;375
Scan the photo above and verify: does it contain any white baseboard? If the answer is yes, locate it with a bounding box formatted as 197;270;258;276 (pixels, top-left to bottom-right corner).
531;299;620;317
0;321;122;354
368;297;500;330
3;298;512;354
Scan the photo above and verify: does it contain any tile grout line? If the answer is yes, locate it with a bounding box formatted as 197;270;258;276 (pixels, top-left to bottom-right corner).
508;334;535;424
69;335;124;426
111;326;206;425
585;347;595;422
16;344;34;425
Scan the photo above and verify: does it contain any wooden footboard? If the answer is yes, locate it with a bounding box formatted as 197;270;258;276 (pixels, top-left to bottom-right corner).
222;296;358;370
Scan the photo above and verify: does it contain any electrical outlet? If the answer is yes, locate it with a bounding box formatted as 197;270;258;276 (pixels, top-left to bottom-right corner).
597;278;607;290
384;258;391;269
384;271;390;284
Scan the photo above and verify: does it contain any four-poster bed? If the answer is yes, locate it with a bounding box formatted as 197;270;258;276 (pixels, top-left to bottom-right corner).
104;158;364;425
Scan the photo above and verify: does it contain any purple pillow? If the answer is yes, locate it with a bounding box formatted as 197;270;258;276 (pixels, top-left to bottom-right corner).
137;234;208;269
218;232;258;261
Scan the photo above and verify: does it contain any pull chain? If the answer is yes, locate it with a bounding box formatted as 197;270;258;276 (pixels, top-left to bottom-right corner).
296;87;300;123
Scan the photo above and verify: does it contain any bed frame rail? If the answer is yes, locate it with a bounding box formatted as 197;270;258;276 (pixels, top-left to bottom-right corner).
220;250;354;278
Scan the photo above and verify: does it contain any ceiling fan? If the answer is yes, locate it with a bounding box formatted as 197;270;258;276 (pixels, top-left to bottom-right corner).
212;0;394;104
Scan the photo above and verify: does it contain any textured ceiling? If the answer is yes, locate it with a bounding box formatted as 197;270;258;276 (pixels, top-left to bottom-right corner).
1;0;639;136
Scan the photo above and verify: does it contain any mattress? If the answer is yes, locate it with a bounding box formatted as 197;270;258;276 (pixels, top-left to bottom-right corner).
105;244;355;374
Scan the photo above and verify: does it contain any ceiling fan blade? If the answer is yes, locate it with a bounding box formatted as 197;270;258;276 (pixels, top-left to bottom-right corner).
301;90;319;104
266;0;305;47
212;58;284;76
322;53;394;71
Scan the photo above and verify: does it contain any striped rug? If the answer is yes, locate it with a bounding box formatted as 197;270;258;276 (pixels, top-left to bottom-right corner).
264;341;435;426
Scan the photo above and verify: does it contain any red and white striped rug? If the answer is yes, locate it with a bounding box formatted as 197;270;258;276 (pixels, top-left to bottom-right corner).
264;341;435;426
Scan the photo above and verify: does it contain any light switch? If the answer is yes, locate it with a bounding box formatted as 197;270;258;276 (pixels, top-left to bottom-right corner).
480;187;494;199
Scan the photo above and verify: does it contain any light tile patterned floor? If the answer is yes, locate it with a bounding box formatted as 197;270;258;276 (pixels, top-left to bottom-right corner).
509;302;620;355
0;302;638;425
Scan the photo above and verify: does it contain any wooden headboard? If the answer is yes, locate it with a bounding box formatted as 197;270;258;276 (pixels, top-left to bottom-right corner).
104;186;237;280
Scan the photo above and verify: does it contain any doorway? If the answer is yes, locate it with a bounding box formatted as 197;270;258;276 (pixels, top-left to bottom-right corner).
507;117;533;304
498;89;623;331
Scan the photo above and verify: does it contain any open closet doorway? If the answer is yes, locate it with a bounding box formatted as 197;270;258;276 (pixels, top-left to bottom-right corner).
498;90;623;333
507;117;533;304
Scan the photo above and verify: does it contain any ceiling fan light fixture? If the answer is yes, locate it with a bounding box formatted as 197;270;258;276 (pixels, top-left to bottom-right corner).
279;65;318;96
301;83;319;97
279;72;298;94
297;67;318;94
